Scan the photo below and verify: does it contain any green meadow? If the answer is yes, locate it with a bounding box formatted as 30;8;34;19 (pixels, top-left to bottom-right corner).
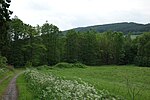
41;65;150;100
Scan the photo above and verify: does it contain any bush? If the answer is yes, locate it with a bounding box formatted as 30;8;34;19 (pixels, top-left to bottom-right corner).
0;68;6;75
25;61;32;68
54;62;87;68
37;65;52;70
134;56;150;67
0;55;7;68
71;62;87;68
54;62;72;68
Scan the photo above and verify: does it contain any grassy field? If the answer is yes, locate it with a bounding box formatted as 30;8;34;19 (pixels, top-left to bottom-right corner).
42;65;150;100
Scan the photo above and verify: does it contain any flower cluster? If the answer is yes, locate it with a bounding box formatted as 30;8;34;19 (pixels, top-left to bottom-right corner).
24;69;122;100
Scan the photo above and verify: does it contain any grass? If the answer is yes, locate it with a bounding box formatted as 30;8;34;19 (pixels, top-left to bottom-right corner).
0;69;9;80
43;65;150;100
16;73;34;100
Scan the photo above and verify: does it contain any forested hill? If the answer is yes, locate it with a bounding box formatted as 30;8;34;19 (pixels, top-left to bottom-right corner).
65;22;150;34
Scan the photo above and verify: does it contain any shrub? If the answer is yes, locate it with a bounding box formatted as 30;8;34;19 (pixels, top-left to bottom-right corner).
54;62;72;68
71;62;87;68
37;65;52;70
0;55;7;68
54;62;87;68
0;68;6;75
25;61;32;68
134;56;150;67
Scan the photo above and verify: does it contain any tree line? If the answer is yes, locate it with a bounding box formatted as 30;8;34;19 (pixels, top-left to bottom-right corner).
0;0;149;67
0;16;149;67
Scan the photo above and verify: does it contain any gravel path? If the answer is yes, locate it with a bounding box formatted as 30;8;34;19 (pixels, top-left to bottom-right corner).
1;73;20;100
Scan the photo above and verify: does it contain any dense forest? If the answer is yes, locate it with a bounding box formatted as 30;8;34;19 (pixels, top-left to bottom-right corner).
65;22;150;35
0;0;150;68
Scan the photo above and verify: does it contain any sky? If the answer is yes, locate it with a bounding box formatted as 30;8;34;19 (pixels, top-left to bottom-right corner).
10;0;150;31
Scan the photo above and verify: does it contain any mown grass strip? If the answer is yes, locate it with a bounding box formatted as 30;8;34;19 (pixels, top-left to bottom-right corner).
16;73;34;100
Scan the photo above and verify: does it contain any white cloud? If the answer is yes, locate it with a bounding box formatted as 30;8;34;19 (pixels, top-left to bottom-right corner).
10;0;150;30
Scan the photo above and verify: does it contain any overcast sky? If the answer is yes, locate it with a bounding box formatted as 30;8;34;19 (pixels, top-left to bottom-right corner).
10;0;150;30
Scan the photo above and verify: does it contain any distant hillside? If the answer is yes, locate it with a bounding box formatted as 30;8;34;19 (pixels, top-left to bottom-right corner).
64;22;150;34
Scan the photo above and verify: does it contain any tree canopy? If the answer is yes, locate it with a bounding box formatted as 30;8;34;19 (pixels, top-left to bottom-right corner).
4;17;150;67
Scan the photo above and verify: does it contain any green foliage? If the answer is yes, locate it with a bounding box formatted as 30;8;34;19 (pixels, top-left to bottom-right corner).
65;30;80;63
135;32;150;67
25;61;32;68
71;62;87;68
124;34;137;64
96;31;125;65
8;17;47;66
54;62;87;68
78;30;98;65
36;65;51;70
54;62;72;68
0;0;12;58
41;22;60;65
3;16;149;67
9;16;24;40
0;55;7;68
0;68;6;76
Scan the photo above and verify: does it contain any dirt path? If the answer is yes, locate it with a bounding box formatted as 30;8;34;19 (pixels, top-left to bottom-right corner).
1;73;21;100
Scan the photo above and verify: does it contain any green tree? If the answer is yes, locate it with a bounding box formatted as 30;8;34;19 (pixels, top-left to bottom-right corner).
41;22;60;65
65;30;79;63
22;24;46;66
0;55;7;68
0;0;12;57
135;32;150;67
124;33;137;64
97;31;125;65
58;35;66;62
8;16;25;66
96;33;108;65
111;32;125;64
79;30;98;65
8;17;46;66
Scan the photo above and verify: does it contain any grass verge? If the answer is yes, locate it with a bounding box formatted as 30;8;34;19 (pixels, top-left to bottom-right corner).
16;73;33;100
